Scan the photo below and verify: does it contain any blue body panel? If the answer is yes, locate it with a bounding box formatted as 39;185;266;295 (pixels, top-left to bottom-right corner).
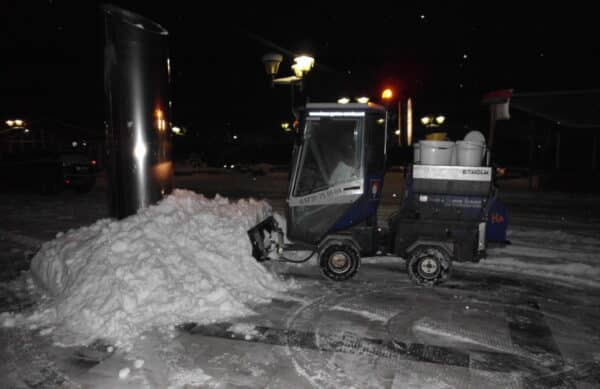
486;198;509;242
329;174;384;233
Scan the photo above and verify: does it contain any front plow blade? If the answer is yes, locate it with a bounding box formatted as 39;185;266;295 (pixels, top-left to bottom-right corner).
247;216;279;261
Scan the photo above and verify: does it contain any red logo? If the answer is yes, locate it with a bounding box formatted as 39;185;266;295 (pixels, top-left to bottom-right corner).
491;213;505;224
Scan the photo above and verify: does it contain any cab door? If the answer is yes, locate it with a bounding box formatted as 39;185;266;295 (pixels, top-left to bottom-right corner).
287;114;365;243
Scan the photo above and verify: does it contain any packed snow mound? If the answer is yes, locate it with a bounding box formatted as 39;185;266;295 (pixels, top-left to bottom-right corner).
28;189;290;347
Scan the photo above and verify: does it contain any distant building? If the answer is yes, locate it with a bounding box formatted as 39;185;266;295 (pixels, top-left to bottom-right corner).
0;118;104;167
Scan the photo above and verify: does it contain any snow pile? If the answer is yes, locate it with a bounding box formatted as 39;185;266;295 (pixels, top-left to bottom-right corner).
28;189;290;347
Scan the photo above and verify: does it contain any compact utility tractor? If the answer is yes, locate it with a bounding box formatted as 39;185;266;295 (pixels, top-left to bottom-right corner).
248;102;507;286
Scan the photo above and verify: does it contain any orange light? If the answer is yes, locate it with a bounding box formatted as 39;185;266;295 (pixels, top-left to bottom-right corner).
381;88;393;100
155;109;164;119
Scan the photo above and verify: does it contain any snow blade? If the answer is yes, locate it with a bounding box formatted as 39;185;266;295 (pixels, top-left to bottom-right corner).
247;216;279;261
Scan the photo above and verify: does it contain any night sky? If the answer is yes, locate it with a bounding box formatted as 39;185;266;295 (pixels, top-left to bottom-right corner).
2;1;599;143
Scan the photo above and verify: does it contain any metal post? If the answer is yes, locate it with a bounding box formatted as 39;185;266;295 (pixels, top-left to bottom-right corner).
593;134;598;171
555;130;561;169
102;5;173;219
528;120;536;190
488;105;496;150
397;99;402;146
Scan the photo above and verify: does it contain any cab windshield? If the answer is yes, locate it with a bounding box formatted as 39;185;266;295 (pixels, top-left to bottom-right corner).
292;116;363;197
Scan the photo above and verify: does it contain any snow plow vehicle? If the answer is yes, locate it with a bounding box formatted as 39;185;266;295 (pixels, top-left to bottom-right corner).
248;102;507;286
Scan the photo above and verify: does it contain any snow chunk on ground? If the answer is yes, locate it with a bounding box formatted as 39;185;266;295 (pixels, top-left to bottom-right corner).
168;367;212;388
228;322;260;340
118;367;130;379
28;190;290;347
1;312;24;327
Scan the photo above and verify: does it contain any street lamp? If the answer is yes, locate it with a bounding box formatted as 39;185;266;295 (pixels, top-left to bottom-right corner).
291;55;314;78
2;118;29;135
262;53;315;86
5;119;26;128
381;88;393;101
261;53;284;86
261;52;315;119
420;114;445;128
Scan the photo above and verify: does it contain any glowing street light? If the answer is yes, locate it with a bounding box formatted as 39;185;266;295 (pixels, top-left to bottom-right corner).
292;55;315;77
420;114;446;128
381;88;393;101
337;97;350;104
5;119;26;128
355;96;370;104
262;53;315;84
262;53;316;119
281;122;291;131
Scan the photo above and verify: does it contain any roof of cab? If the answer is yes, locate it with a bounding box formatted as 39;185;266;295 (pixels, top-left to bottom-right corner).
305;102;386;112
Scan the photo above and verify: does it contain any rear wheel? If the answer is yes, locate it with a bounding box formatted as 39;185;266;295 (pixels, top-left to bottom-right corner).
319;242;360;281
407;246;451;286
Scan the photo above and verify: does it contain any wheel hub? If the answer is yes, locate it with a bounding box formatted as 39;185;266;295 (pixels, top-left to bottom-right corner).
329;252;350;273
418;257;439;279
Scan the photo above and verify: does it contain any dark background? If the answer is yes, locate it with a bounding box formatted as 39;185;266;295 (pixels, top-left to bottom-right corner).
1;1;599;166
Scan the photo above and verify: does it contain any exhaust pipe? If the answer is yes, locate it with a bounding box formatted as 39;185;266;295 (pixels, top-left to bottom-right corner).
102;4;173;219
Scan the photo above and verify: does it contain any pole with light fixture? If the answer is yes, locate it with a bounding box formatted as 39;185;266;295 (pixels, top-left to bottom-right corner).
261;52;315;120
420;114;446;128
1;119;29;135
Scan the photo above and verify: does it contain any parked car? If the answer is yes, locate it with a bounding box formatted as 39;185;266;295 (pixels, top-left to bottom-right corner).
0;150;96;194
58;151;97;193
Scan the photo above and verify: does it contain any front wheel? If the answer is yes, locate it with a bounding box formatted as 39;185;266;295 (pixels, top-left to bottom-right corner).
319;242;360;281
407;246;451;286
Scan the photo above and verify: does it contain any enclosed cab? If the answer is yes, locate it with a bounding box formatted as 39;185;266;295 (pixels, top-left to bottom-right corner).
287;103;387;250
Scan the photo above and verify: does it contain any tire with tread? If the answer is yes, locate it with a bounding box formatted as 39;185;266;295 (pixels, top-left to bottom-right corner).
319;242;360;281
407;246;451;286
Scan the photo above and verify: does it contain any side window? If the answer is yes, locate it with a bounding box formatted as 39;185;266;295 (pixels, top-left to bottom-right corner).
367;115;386;171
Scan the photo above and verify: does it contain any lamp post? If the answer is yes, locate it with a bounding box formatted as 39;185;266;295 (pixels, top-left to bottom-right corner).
1;119;28;135
261;52;315;120
420;114;446;128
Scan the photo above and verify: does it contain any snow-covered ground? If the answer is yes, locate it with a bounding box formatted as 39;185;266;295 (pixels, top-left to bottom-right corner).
0;171;599;388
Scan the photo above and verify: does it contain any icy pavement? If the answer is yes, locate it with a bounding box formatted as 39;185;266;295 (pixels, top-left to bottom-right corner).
3;261;599;388
0;174;600;388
